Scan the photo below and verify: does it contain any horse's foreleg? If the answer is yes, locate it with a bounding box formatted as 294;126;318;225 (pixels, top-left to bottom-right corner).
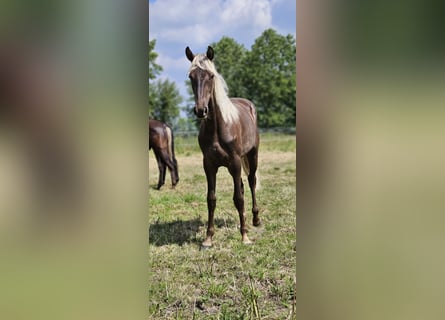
230;160;252;244
202;162;217;248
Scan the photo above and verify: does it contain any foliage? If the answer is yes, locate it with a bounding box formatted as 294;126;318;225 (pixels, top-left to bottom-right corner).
148;39;162;81
243;29;296;128
150;29;296;128
176;82;200;131
174;117;199;133
209;37;248;98
148;79;182;124
185;29;296;128
148;39;182;125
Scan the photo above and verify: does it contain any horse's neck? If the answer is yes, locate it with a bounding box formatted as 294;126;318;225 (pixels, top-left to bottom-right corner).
204;96;234;144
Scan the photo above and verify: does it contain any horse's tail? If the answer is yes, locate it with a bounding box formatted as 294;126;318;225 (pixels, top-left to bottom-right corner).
169;127;178;165
241;156;261;190
165;125;179;178
165;125;174;161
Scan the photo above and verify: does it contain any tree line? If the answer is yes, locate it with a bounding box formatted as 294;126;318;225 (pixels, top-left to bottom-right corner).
149;28;296;129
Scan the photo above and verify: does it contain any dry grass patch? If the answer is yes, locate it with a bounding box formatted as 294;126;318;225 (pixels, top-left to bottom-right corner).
148;134;296;319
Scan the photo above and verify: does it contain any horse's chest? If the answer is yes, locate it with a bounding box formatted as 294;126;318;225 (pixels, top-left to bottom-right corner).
200;140;231;164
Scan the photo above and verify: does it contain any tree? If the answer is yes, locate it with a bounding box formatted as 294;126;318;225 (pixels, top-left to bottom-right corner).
184;29;296;129
149;79;182;124
183;80;201;130
242;29;296;128
148;39;162;80
148;39;182;125
148;39;163;116
209;37;248;98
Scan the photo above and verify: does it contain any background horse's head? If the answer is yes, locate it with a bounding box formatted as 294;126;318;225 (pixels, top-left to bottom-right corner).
185;46;215;119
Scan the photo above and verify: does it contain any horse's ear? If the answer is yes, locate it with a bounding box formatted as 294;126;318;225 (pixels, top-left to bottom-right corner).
185;47;194;62
206;46;214;61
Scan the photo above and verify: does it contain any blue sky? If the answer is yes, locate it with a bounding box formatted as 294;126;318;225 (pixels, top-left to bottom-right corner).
149;0;296;101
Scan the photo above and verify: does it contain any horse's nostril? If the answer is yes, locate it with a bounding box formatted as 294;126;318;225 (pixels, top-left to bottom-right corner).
194;106;208;118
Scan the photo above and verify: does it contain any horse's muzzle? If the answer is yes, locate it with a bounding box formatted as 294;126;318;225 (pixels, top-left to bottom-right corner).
194;106;208;119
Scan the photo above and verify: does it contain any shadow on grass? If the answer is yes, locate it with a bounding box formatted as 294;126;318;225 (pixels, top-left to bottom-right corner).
149;217;237;246
149;217;204;246
149;183;176;190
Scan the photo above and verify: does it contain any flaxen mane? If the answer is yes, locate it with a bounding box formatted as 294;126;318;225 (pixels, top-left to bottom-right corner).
188;54;239;124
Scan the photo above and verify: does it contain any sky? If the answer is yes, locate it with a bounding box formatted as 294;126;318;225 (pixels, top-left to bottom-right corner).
148;0;296;103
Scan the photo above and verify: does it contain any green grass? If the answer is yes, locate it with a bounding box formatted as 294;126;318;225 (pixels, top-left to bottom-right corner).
148;133;296;319
174;132;296;155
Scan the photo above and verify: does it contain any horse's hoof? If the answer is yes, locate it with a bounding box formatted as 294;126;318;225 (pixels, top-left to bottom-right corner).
242;239;254;245
253;220;261;227
201;238;213;250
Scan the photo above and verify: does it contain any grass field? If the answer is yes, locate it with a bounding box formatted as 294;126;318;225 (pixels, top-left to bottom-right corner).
148;133;296;319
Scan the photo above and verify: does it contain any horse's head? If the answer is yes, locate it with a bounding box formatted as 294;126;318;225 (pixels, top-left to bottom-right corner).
185;46;215;119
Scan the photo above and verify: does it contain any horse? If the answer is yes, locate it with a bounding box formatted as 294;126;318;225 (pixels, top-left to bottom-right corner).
185;45;260;248
149;119;179;190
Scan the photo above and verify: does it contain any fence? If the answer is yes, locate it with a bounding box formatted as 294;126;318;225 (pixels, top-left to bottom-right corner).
174;127;295;138
172;127;296;154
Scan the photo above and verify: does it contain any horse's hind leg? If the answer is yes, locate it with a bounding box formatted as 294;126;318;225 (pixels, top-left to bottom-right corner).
247;151;260;226
161;160;167;186
160;149;178;188
172;157;179;185
170;133;179;185
154;151;165;189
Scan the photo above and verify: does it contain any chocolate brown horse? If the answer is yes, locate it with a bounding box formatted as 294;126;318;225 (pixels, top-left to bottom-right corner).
149;119;179;190
185;46;260;248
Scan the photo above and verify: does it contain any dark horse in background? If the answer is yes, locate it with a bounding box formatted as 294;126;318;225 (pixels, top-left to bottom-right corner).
149;119;179;190
185;46;260;248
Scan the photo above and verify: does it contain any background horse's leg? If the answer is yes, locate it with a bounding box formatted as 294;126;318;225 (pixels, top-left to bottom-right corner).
229;158;252;244
202;160;217;248
161;154;167;185
246;151;261;226
159;149;178;188
154;150;165;189
172;157;179;185
170;133;179;185
161;159;167;186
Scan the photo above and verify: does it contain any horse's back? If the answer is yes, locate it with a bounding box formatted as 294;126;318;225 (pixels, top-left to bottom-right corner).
229;98;259;153
230;98;257;123
149;119;170;150
149;120;163;149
